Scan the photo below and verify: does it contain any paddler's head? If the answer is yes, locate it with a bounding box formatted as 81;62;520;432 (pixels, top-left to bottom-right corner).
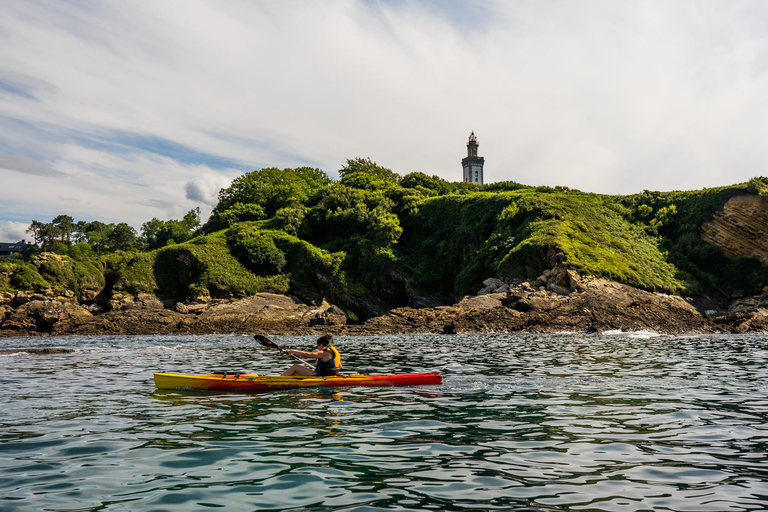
316;335;333;349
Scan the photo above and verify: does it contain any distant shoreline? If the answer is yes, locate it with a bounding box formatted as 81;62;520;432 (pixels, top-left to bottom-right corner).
2;279;766;338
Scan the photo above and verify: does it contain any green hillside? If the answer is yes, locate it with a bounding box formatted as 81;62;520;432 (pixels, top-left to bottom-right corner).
6;162;768;321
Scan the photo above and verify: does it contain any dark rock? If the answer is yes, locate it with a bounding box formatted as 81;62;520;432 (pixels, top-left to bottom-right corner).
0;347;76;355
308;302;347;326
2;276;768;336
442;323;457;335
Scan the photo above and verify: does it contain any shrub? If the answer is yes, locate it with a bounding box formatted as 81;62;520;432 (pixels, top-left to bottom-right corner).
227;224;286;275
11;262;49;292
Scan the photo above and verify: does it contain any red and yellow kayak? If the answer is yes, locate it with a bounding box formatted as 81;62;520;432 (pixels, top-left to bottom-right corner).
153;371;443;392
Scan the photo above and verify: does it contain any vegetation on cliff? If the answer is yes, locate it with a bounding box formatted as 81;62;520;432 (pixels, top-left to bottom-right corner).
6;159;768;320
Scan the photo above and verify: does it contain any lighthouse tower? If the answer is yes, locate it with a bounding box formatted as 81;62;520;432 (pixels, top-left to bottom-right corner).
462;131;484;185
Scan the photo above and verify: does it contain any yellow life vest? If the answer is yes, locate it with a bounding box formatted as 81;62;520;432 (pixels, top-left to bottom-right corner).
316;346;342;369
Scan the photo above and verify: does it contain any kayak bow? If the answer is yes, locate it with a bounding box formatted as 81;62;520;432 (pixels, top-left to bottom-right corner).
153;371;443;392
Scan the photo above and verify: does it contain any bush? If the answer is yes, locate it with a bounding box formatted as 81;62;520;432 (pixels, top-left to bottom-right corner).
275;205;307;236
11;262;49;292
227;224;286;275
110;252;157;295
219;202;267;226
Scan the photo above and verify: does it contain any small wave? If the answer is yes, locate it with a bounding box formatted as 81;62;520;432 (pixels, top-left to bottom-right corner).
599;329;661;338
152;344;189;351
626;330;662;338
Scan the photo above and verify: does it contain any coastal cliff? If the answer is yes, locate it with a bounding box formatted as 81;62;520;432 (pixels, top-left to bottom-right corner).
701;194;768;265
2;173;767;336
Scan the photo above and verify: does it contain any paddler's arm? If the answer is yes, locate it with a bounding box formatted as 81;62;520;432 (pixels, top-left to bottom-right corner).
287;349;331;360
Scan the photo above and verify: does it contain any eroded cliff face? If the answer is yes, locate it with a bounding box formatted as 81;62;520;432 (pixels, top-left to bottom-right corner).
701;194;768;265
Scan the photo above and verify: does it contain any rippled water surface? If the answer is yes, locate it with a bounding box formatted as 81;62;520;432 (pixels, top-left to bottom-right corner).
2;333;768;511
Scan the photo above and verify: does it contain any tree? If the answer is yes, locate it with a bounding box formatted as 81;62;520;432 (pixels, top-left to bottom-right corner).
338;158;400;183
38;223;61;251
83;221;111;254
306;185;403;247
51;215;75;244
219;203;266;226
215;167;331;218
107;223;137;252
141;208;201;249
141;218;165;249
401;172;451;195
26;220;45;246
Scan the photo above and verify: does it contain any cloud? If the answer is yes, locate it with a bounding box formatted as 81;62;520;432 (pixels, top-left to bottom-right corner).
185;173;231;207
0;155;64;176
1;0;768;232
0;220;29;241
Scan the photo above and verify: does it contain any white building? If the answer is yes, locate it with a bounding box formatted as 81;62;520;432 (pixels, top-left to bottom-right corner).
461;131;485;185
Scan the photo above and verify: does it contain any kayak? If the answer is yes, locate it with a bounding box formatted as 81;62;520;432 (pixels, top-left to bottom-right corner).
153;371;443;392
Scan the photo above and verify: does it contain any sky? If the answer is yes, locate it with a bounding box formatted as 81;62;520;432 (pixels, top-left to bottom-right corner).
2;0;768;241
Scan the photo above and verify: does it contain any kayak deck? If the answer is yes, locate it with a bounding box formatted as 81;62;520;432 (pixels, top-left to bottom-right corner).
154;371;443;392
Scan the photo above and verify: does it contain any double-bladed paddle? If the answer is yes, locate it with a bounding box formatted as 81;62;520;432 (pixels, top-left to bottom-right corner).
254;334;314;368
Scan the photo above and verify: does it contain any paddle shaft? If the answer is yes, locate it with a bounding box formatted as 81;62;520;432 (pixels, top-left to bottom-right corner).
254;335;314;368
283;349;314;369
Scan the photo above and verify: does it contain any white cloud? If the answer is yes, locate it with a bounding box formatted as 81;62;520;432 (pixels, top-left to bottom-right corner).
1;0;768;231
0;220;29;242
185;174;231;207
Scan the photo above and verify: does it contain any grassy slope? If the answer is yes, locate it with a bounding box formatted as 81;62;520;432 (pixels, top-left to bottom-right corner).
3;178;766;307
398;190;683;298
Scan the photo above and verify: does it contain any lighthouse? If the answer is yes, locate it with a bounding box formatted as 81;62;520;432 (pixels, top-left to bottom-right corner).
462;131;484;185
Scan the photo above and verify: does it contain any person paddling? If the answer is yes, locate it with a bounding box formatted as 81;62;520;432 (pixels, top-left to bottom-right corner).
281;335;341;376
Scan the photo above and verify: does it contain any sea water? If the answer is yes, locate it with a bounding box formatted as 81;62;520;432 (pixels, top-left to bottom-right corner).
1;333;767;511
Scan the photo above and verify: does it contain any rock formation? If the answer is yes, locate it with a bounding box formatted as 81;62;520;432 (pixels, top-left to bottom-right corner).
701;194;768;265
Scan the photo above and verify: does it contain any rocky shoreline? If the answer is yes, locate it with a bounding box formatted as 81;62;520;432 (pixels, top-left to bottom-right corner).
2;266;767;337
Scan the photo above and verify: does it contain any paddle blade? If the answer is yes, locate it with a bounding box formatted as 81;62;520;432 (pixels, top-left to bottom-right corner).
254;334;280;351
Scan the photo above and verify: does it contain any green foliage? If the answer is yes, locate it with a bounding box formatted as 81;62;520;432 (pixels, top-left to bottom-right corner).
27;217;141;253
400;172;486;196
161;232;290;298
10;262;49;292
81;221;112;254
0;259;14;292
270;230;346;303
31;255;106;297
304;185;403;248
72;260;106;295
481;181;530;193
339;158;400;183
109;252;157;295
617;178;768;294
189;233;290;298
401;172;450;194
214;166;330;220
398;190;686;297
227;224;287;275
275;205;307;235
399;193;516;298
536;195;682;291
142;208;201;249
747;176;768;196
107;223;138;252
18;166;768;310
219;203;266;227
66;243;97;259
35;257;76;295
